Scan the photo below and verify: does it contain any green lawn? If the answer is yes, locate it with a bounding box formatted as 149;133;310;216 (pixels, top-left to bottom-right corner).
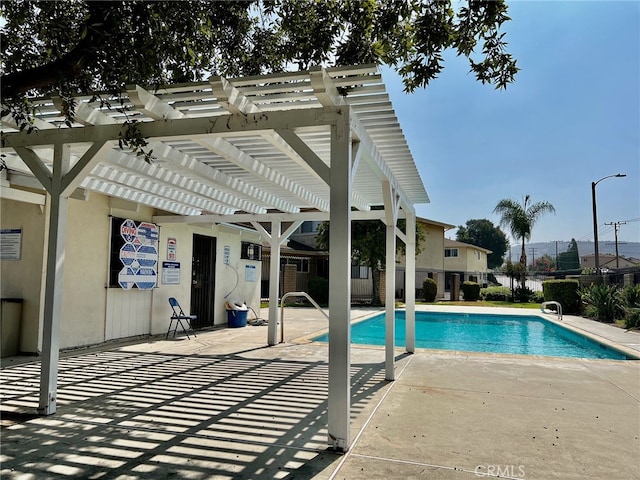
265;300;542;310
418;300;541;309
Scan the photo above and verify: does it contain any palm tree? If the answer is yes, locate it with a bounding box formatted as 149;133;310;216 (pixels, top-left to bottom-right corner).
493;195;555;289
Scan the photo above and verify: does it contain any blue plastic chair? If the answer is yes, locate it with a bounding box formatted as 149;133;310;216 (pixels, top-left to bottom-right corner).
167;297;197;339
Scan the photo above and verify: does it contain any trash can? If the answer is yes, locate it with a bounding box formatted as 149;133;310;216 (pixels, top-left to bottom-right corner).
225;301;248;328
1;298;23;357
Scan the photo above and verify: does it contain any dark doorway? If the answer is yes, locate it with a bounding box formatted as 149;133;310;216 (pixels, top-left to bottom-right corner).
191;234;216;328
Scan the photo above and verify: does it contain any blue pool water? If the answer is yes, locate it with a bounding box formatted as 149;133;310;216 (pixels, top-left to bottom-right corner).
314;311;631;360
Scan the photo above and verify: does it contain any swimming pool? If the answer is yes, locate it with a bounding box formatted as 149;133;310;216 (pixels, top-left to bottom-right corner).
313;311;632;360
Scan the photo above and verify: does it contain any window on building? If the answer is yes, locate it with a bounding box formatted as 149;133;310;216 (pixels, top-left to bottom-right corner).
300;221;316;233
445;248;458;258
281;257;309;273
351;265;369;279
241;242;262;261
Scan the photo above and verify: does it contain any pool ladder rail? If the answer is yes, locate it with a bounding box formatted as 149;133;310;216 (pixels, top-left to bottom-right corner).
279;292;329;343
540;301;563;321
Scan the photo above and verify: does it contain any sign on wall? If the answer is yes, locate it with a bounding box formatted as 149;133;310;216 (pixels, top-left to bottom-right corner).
245;264;256;282
109;217;159;289
0;228;22;260
167;237;177;260
162;261;181;284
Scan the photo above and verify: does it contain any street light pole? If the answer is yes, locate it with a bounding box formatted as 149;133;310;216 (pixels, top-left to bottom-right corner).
591;173;626;273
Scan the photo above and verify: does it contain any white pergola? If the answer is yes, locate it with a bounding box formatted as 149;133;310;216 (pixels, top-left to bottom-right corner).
0;64;429;451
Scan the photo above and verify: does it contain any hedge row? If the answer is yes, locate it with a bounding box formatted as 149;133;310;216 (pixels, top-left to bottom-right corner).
542;279;581;314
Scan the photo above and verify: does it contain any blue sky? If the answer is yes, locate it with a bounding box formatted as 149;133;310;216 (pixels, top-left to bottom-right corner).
383;1;639;245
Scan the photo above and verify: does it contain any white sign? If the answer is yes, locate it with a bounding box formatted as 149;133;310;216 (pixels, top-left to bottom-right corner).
245;264;256;282
162;261;181;284
224;245;231;265
0;228;22;260
167;237;177;260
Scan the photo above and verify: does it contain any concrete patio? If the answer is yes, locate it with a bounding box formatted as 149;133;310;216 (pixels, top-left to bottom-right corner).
1;306;639;479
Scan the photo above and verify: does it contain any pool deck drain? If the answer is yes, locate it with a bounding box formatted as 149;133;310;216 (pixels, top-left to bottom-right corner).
1;306;638;479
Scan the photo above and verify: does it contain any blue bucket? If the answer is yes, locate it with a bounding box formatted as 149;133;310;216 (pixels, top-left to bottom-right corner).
227;309;248;328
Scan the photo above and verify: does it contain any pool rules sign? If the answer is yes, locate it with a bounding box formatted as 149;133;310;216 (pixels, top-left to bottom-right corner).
117;219;159;290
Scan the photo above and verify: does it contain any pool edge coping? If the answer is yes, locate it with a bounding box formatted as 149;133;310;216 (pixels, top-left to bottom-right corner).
292;306;640;361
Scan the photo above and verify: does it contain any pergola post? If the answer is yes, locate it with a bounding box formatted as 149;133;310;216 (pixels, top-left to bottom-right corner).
385;218;397;380
251;219;304;346
38;143;71;415
327;110;352;452
268;221;281;346
382;180;399;381
405;212;416;353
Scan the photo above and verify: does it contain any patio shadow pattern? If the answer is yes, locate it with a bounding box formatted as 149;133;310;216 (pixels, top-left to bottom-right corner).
1;349;387;479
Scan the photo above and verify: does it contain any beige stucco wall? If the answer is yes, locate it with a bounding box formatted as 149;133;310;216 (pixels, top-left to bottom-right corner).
212;226;262;322
151;223;195;335
0;198;46;353
398;221;447;298
3;190;262;352
444;250;466;272
464;248;488;273
151;223;262;335
444;247;488;273
59;194;112;349
415;222;446;270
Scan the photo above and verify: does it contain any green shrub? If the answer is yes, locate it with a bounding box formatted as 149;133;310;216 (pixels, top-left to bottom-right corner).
422;277;438;302
514;286;534;303
580;284;625;323
481;286;511;301
530;291;545;303
462;281;481;301
622;285;640;308
624;308;640;329
542;279;581;314
308;276;329;305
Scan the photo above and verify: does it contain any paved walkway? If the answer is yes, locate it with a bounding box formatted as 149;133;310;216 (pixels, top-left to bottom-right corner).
1;306;638;479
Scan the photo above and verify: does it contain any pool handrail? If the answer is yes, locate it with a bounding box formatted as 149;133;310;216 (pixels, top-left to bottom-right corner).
540;301;563;321
279;292;329;343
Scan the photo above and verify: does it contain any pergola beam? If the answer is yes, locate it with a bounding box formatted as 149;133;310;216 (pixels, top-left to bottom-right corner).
212;75;339;208
127;85;186;120
196;136;329;211
105;147;267;213
268;129;330;184
1;107;345;149
350;114;415;214
148;141;298;213
153;208;406;225
91;163;233;215
61;141;112;197
81;176;201;215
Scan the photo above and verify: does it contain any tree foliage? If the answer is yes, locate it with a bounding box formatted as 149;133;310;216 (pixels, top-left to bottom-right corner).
456;218;508;269
315;219;425;306
493;195;555;288
557;238;580;271
530;253;555;272
1;0;518;119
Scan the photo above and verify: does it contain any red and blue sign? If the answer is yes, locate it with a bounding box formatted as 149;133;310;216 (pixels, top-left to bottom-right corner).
118;219;159;290
120;219;137;243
